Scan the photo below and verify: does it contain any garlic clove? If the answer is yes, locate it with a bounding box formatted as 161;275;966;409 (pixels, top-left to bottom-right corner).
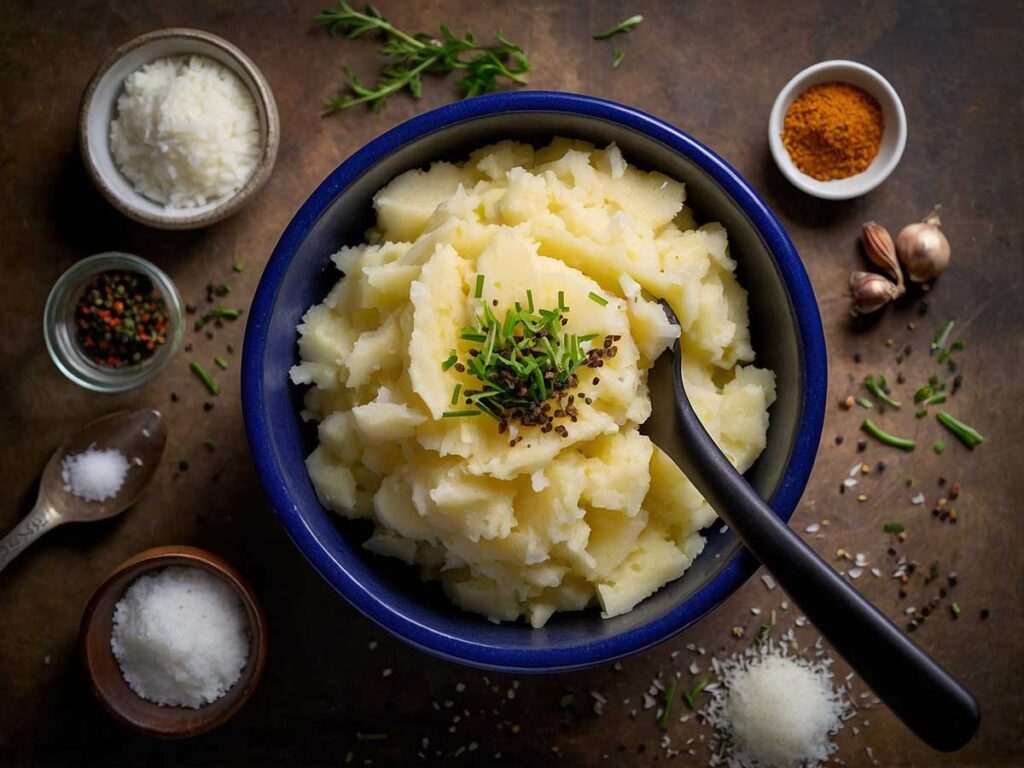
896;205;951;282
850;271;900;316
862;221;905;294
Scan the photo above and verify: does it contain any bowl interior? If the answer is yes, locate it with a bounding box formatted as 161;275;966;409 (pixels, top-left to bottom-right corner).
81;31;276;227
769;61;906;200
81;547;266;738
246;101;824;670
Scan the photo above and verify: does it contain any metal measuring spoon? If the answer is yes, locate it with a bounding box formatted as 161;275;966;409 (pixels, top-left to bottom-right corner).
0;410;166;574
647;301;978;752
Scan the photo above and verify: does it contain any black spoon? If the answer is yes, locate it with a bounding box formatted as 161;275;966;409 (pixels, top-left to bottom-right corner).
650;301;979;752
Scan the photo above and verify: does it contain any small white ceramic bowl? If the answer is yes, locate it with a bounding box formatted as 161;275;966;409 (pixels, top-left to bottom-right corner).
768;60;906;200
79;28;280;230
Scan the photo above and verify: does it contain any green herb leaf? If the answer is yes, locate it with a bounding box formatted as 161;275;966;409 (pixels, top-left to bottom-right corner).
883;522;905;534
474;273;485;299
865;374;901;408
588;291;609;307
441;351;458;371
684;677;710;710
933;441;946;455
593;14;644;40
861;418;916;451
950;602;961;618
611;49;624;69
855;396;874;409
451;383;462;405
657;679;678;730
190;361;219;395
931;319;955;351
232;262;244;273
214;356;229;370
936;411;984;448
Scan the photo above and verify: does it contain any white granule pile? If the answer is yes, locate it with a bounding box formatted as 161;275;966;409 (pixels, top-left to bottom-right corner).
110;55;260;208
61;446;130;502
705;644;847;767
111;566;250;708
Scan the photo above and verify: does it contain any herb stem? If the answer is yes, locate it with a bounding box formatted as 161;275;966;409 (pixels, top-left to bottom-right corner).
190;361;219;395
657;679;678;729
936;411;984;448
861;418;916;451
593;14;644;40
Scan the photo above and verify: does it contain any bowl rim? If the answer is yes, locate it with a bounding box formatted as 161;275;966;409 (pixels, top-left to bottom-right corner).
241;91;827;671
77;27;280;230
768;59;907;200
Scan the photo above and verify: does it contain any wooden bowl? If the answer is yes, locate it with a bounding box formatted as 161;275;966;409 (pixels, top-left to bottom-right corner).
80;546;267;739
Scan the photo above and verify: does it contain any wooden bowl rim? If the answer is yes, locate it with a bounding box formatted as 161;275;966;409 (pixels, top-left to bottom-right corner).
80;545;267;739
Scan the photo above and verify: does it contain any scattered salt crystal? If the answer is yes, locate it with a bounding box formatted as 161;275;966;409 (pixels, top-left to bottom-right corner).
842;477;859;489
911;493;926;505
368;640;378;650
689;661;701;675
870;568;882;578
455;682;465;692
761;574;776;590
804;523;821;534
62;446;130;502
111;566;249;708
750;607;762;615
642;693;657;710
381;668;392;678
848;568;864;579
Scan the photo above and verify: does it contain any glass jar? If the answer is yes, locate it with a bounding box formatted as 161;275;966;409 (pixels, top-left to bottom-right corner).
43;252;183;392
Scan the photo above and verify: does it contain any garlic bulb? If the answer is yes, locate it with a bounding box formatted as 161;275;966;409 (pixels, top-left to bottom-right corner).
896;206;950;282
850;271;901;316
862;221;904;294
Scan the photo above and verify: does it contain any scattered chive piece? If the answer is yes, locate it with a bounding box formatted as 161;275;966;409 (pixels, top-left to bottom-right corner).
215;283;230;296
232;262;244;272
931;320;955;351
936;411;984;448
611;49;624;69
593;14;644;40
441;351;458;371
190;361;219;395
588;291;609;307
855;396;874;409
474;274;485;299
657;679;678;730
559;693;574;709
442;410;481;418
915;410;927;419
558;290;566;310
865;374;900;408
526;289;534;313
684;678;710;710
883;522;905;534
861;418;916;451
933;441;946;455
214;356;229;369
914;385;933;403
950;602;961;618
951;340;966;351
450;383;462;405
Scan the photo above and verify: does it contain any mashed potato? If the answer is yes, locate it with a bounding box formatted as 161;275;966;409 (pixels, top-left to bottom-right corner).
291;138;775;627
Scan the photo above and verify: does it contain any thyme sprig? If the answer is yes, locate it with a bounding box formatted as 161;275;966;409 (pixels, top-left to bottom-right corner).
315;2;530;112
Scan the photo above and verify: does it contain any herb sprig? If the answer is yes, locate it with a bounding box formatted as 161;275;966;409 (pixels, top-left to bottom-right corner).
593;14;644;40
315;2;530;112
442;281;613;436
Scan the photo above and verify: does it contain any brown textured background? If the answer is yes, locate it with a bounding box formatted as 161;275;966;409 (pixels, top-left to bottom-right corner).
1;1;1021;765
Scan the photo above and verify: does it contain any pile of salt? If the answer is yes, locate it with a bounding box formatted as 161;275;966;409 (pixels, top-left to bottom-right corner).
61;447;130;502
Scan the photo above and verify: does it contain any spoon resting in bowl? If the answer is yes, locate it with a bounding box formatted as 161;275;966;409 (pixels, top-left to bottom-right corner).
649;301;979;753
0;410;166;575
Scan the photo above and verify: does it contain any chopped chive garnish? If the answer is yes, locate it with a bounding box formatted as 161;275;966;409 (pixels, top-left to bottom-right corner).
883;522;905;534
611;49;624;69
190;361;219;395
933;441;946;454
932;320;955;351
460;331;488;342
526;289;534;312
442;410;481;418
588;291;609;307
865;374;900;408
441;351;458;371
950;602;961;618
684;678;709;710
474;274;485;299
558;290;566;310
861;418;916;451
215;283;230;296
657;679;678;730
214;356;229;369
855;396;874;409
593;14;644;40
936;411;984;448
451;383;462;405
559;693;573;708
232;262;244;273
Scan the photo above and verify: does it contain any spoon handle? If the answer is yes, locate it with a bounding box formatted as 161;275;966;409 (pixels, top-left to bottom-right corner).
670;361;979;752
0;502;63;575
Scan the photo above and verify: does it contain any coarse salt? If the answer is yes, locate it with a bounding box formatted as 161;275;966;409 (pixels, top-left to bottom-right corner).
61;446;130;502
111;566;249;708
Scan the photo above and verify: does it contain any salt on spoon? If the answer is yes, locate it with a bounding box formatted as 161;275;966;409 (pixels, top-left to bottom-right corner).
0;410;166;574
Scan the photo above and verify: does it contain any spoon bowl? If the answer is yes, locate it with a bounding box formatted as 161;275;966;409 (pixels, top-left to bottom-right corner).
0;410;166;573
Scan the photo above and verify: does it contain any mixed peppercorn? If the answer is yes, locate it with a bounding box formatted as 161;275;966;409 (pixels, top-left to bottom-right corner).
74;270;169;368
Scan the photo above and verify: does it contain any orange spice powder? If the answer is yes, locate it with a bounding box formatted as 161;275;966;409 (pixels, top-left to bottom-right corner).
782;82;884;181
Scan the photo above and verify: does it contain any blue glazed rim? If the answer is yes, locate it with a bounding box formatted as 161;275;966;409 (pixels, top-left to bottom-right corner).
242;91;827;672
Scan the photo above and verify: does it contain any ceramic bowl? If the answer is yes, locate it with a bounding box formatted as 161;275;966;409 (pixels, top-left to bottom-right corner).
242;92;827;672
80;546;267;738
79;28;280;229
769;60;907;200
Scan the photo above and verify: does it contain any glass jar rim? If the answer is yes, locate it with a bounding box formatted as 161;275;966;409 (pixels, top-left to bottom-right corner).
43;252;183;393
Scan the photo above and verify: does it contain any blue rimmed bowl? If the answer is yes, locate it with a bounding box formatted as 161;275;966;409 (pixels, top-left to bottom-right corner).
242;91;826;672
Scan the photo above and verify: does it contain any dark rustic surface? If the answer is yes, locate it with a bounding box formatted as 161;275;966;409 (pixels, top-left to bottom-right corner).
1;1;1021;766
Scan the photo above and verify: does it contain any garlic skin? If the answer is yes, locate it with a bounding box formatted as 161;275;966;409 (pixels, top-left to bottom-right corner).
862;221;905;294
850;271;900;316
896;206;950;282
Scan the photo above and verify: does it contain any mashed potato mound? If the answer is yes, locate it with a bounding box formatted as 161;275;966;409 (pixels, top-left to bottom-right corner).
291;138;775;627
